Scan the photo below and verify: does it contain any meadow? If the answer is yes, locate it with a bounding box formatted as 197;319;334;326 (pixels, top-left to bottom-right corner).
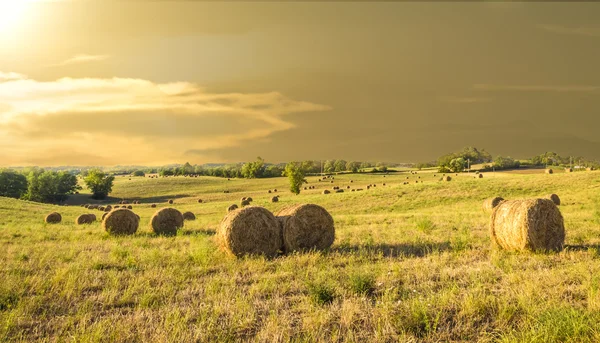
2;169;600;342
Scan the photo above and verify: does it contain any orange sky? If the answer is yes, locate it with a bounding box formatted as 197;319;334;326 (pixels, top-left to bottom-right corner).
1;1;600;166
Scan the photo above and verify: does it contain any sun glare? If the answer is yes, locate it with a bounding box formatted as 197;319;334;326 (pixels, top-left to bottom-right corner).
0;0;31;34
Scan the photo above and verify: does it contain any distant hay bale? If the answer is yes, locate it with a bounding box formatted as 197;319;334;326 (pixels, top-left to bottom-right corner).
151;204;156;208
168;200;174;204
547;194;561;206
276;204;335;253
273;189;277;192
268;190;272;193
114;205;120;209
483;197;505;213
565;168;573;173
335;189;344;193
105;205;112;212
442;176;452;181
350;180;353;183
45;212;62;224
102;212;108;221
183;211;196;221
241;197;247;201
80;204;85;207
198;199;203;203
224;190;230;193
98;206;105;211
76;214;95;225
587;167;594;171
241;199;251;207
228;204;239;212
127;205;133;210
103;208;139;235
271;196;279;203
322;190;331;194
347;186;351;189
218;206;282;258
478;174;483;179
88;214;97;221
150;208;184;236
490;198;565;252
545;169;553;174
247;197;253;202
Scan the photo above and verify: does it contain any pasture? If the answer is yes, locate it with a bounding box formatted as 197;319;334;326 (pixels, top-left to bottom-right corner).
2;169;600;342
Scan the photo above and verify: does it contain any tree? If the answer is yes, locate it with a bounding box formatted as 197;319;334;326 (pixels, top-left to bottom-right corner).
376;162;388;172
448;158;466;173
241;156;265;179
0;170;28;199
132;170;145;177
334;160;347;172
284;162;306;195
323;160;335;173
346;161;360;173
494;156;520;170
24;170;79;203
84;169;115;200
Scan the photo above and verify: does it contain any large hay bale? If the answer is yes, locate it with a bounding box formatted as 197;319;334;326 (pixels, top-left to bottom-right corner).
183;211;196;221
218;206;282;258
103;208;139;235
88;214;97;221
483;197;504;213
241;199;251;207
547;194;561;206
276;204;335;253
490;199;565;252
545;169;553;174
76;214;95;225
45;212;62;224
228;204;239;212
150;208;184;236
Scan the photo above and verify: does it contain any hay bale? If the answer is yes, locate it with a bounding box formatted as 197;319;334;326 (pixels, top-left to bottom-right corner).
442;176;452;181
105;205;112;212
478;174;483;179
98;206;105;211
45;212;62;224
545;169;553;174
183;211;196;221
80;204;85;207
198;199;203;203
150;208;184;236
241;197;247;201
102;212;108;221
151;204;156;208
168;199;174;204
247;197;253;202
335;189;344;193
218;206;282;258
565;168;573;173
322;190;330;194
587;167;594;171
268;190;272;193
228;204;239;212
88;214;97;221
114;205;120;209
547;194;561;206
103;208;139;235
241;199;251;207
76;214;94;225
224;190;230;194
276;204;335;253
490;198;565;252
271;196;279;203
127;205;133;210
273;189;277;192
483;197;505;213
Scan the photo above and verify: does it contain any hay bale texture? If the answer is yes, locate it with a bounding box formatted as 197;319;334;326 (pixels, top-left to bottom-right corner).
218;206;282;258
45;212;62;224
228;204;239;212
483;197;504;213
490;198;565;252
103;209;139;235
183;211;196;221
276;204;335;253
150;208;184;235
547;194;561;206
545;169;553;174
76;214;95;225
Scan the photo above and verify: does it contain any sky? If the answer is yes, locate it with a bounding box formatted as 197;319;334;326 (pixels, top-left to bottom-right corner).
1;1;600;166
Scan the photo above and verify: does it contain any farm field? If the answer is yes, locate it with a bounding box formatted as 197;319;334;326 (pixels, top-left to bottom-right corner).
2;169;600;342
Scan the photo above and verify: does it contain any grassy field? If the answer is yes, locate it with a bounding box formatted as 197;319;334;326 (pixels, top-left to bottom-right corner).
2;169;600;342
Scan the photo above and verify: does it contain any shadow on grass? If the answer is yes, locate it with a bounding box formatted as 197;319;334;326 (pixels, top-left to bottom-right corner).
132;228;216;238
331;242;452;258
64;194;197;206
563;244;600;253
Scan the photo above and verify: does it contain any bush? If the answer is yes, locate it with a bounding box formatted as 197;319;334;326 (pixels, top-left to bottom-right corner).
132;170;145;177
307;282;335;305
84;169;115;200
24;170;79;203
0;170;28;199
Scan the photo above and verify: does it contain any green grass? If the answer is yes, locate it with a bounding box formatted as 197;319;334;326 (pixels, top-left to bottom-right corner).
1;170;600;341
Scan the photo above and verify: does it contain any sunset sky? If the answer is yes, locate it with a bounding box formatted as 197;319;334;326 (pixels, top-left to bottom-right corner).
1;1;600;166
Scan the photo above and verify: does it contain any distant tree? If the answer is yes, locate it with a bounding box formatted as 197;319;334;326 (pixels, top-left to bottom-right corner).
242;156;265;179
284;162;306;195
346;161;360;173
0;170;28;199
84;169;115;200
24;170;79;203
493;156;520;170
448;158;466;173
132;170;145;177
334;160;347;173
360;162;372;170
159;169;174;177
376;162;388;173
265;165;284;178
415;162;436;170
323;160;335;173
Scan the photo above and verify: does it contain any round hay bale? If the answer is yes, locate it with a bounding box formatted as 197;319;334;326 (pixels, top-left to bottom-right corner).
273;189;278;192
241;199;251;207
76;214;94;225
271;196;279;203
150;208;184;236
490;198;565;252
228;204;239;212
565;168;573;173
102;212;108;221
322;190;330;194
218;206;282;258
276;204;335;253
268;190;272;193
335;189;344;193
478;174;484;179
45;212;62;224
80;204;85;207
442;176;452;181
547;194;561;206
105;205;112;212
241;197;247;201
168;199;174;204
103;208;139;235
114;205;120;209
151;204;157;208
247;197;253;202
545;169;553;174
183;211;196;221
98;206;105;211
224;190;230;194
88;214;97;221
483;197;504;213
197;199;203;203
127;205;133;210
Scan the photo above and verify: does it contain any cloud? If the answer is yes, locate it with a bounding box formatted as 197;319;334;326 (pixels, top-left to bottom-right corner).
0;72;26;81
473;84;600;93
52;54;111;66
537;24;600;37
0;72;331;166
438;96;491;104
